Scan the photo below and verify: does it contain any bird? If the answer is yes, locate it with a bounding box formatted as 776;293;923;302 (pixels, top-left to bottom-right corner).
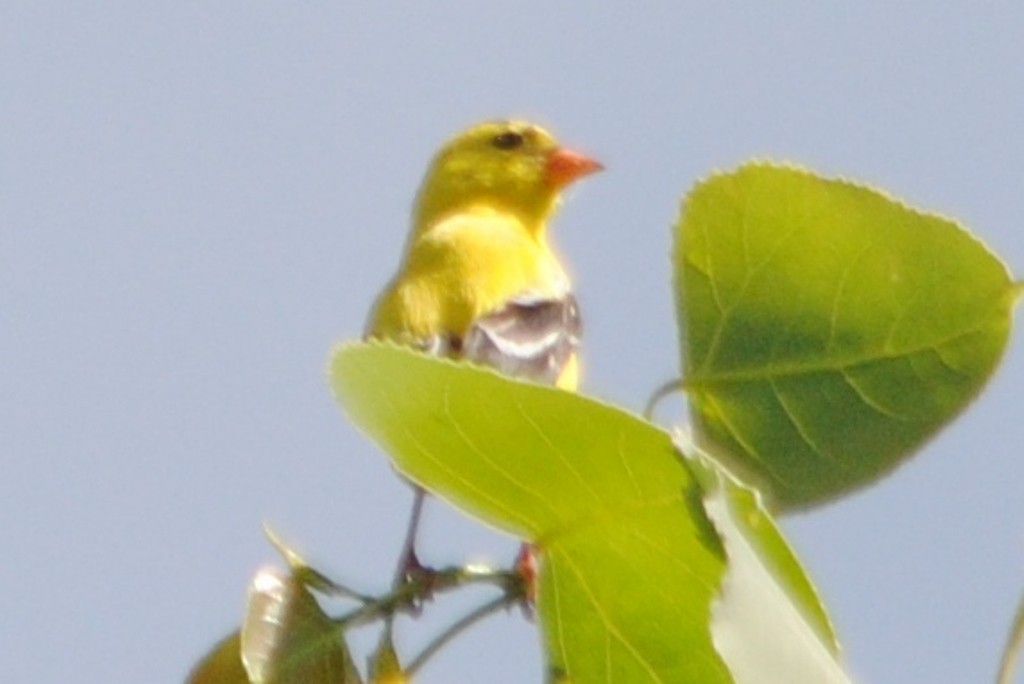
364;119;602;582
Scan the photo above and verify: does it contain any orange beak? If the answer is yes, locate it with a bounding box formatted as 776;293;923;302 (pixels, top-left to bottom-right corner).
544;147;604;189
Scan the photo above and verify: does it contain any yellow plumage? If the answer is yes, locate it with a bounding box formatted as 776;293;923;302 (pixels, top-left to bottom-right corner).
366;120;600;390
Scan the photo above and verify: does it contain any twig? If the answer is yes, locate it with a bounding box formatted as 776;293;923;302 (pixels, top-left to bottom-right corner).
403;594;515;677
336;564;522;630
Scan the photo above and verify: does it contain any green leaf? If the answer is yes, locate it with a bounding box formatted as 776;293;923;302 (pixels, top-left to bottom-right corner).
368;631;405;684
675;162;1017;509
997;582;1024;684
331;342;843;682
187;631;249;684
688;450;849;683
332;343;702;539
242;566;362;684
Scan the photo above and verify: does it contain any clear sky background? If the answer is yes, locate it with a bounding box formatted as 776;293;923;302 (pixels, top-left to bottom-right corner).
5;4;1024;683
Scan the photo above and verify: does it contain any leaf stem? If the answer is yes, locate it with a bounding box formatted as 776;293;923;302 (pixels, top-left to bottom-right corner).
295;566;374;603
392;486;427;589
644;377;684;420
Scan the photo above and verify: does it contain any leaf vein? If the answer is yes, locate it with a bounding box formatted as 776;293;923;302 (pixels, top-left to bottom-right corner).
770;379;837;464
515;399;605;507
439;383;559;529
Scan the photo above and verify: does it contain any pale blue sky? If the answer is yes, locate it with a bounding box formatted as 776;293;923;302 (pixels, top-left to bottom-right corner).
5;3;1024;682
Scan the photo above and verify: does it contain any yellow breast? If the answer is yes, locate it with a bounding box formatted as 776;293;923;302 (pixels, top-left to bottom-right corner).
367;207;569;343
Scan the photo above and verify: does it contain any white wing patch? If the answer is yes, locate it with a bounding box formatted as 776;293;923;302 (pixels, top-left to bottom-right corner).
462;292;581;384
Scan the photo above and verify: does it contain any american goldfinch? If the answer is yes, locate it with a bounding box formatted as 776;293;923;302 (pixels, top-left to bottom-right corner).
365;119;602;574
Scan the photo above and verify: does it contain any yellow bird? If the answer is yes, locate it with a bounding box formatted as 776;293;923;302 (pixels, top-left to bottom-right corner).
365;119;602;575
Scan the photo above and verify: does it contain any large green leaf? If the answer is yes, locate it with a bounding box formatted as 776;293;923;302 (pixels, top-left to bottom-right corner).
331;342;846;682
675;163;1017;509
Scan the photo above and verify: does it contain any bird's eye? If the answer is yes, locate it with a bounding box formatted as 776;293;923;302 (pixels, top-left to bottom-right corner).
491;131;525;150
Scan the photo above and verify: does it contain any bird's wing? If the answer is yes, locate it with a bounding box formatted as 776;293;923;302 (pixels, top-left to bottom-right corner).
462;291;581;386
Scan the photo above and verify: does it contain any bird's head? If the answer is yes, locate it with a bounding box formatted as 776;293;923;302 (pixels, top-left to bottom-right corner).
413;120;602;235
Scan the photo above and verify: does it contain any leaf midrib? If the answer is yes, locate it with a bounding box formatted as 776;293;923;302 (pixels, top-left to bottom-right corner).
685;319;1000;387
